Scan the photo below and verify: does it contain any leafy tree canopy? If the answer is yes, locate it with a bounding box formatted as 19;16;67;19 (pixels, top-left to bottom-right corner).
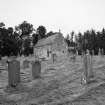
15;21;34;38
37;25;46;39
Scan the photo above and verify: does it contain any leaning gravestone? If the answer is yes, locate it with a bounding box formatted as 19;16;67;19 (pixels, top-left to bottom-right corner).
8;58;20;88
32;60;41;79
82;52;94;84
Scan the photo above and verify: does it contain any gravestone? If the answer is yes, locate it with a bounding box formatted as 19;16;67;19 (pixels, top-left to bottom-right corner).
98;48;101;56
32;60;41;79
8;59;20;87
52;53;57;63
0;57;8;72
1;57;8;67
0;55;1;60
92;50;94;56
101;48;104;56
23;60;30;69
76;50;78;56
82;53;94;84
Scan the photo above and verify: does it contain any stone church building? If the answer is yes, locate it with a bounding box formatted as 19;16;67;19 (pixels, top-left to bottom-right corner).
34;32;68;60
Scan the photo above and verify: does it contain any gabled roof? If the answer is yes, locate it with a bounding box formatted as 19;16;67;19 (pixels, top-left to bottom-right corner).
35;33;63;47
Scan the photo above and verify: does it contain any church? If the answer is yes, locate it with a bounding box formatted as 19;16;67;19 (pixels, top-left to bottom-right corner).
34;32;68;60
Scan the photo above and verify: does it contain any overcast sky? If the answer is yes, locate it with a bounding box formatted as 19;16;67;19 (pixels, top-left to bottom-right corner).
0;0;105;35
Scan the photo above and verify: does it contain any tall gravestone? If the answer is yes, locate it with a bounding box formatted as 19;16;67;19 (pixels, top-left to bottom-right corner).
98;48;101;56
92;50;94;56
101;48;104;56
8;59;20;87
52;53;56;63
82;51;94;84
32;60;41;79
0;55;1;60
76;50;78;56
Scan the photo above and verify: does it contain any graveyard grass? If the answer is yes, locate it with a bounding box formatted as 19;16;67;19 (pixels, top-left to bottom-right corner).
0;56;105;104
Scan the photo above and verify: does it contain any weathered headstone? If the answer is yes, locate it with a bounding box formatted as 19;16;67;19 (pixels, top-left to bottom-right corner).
1;57;8;67
92;50;94;56
0;60;7;71
101;48;104;56
23;60;30;69
76;50;78;56
8;59;20;87
82;53;94;84
98;48;101;56
86;49;90;55
32;60;41;79
52;53;56;63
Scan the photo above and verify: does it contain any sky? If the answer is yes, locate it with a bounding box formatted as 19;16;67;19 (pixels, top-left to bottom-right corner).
0;0;105;36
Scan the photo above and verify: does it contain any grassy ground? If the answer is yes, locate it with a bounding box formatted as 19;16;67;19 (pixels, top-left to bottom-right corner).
0;56;105;105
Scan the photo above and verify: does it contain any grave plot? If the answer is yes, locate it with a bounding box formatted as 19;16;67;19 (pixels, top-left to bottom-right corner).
0;55;104;105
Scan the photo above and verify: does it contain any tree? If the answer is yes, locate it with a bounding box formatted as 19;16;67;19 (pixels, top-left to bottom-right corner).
65;34;70;46
32;33;39;45
15;21;34;55
15;21;34;38
70;31;75;42
37;25;46;39
23;38;32;56
101;28;105;51
8;27;14;35
0;22;22;56
0;25;9;56
0;22;5;28
4;27;21;56
90;29;96;51
66;34;70;40
76;32;83;54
